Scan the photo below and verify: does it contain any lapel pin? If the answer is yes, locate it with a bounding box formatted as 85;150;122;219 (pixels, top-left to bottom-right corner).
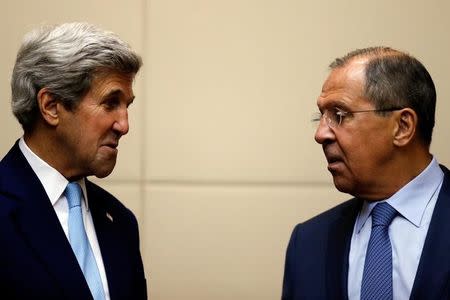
106;212;113;222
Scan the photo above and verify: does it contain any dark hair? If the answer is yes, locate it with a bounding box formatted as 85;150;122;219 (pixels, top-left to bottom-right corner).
11;22;143;132
330;46;436;145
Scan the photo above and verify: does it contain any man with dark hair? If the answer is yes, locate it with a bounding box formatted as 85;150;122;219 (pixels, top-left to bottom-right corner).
0;22;146;299
282;47;450;299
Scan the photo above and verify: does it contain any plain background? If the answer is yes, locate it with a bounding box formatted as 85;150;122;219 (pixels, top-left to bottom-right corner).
2;1;450;299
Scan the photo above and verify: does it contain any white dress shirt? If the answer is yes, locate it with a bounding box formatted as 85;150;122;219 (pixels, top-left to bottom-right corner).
19;137;110;300
348;157;444;300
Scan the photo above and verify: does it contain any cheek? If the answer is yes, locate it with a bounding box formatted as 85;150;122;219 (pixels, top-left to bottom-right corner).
338;134;374;168
94;117;115;134
342;134;391;174
73;124;102;154
83;119;109;140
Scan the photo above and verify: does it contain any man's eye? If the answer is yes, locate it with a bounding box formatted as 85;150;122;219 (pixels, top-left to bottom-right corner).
335;109;347;117
103;99;120;109
311;112;322;122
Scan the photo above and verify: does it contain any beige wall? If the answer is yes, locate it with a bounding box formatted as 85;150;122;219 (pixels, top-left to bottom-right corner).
2;0;450;299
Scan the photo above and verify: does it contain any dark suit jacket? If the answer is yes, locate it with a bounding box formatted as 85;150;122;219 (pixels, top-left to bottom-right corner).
282;165;450;300
0;142;147;300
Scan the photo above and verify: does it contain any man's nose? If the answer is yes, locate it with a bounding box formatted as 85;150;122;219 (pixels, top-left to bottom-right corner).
314;117;334;144
113;109;129;136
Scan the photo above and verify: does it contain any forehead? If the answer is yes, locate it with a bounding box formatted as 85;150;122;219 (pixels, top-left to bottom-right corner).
317;58;370;109
90;72;134;96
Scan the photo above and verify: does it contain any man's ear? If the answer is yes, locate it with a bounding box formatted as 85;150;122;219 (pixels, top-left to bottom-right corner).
37;88;60;126
393;108;417;147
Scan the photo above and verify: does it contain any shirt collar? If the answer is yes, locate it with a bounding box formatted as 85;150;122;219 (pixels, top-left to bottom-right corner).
18;137;89;209
355;157;444;233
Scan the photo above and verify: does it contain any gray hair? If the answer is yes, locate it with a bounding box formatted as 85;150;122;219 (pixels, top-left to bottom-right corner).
329;46;436;146
11;22;143;131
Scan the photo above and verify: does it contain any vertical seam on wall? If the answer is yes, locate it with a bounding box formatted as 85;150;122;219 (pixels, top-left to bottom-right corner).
140;0;149;262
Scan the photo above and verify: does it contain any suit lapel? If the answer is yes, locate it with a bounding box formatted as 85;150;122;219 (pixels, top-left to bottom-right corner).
87;181;132;300
1;143;93;299
326;199;362;300
410;166;450;300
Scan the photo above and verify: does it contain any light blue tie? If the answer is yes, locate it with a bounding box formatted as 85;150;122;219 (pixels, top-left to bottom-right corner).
65;182;105;300
361;202;397;300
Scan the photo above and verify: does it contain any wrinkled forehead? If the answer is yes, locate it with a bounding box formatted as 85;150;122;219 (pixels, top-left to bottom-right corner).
86;71;135;100
317;58;370;109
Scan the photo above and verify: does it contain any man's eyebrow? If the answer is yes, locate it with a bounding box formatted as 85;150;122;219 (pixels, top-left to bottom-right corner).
104;89;135;102
328;99;349;106
104;89;123;98
318;99;349;111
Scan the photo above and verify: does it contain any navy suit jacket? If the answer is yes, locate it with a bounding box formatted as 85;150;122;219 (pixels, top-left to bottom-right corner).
0;142;147;300
282;165;450;300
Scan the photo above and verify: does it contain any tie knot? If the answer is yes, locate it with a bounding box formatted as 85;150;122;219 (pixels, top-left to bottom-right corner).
65;182;83;209
371;202;397;227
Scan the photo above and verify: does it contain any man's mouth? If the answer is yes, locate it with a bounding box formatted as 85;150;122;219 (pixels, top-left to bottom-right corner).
101;142;119;152
326;155;340;164
107;143;118;149
323;148;343;172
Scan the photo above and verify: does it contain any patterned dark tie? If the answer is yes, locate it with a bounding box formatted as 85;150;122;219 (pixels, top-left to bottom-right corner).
360;202;397;300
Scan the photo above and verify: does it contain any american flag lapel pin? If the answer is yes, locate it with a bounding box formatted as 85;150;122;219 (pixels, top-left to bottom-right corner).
106;212;113;222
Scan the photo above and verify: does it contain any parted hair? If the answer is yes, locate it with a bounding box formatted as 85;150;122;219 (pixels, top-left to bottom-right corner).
330;46;436;146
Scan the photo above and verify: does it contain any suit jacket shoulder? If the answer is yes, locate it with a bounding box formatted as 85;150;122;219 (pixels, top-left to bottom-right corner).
282;198;361;300
0;142;95;299
409;164;450;299
282;164;450;300
292;198;361;240
0;142;147;300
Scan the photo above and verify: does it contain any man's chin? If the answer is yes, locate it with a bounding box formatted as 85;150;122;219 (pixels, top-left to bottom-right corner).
332;175;354;195
94;171;113;179
92;161;116;178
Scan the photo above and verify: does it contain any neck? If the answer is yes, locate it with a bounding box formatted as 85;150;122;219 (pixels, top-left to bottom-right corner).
24;125;82;181
356;145;432;202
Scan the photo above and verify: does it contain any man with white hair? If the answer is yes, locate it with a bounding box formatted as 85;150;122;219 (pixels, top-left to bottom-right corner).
0;22;146;300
